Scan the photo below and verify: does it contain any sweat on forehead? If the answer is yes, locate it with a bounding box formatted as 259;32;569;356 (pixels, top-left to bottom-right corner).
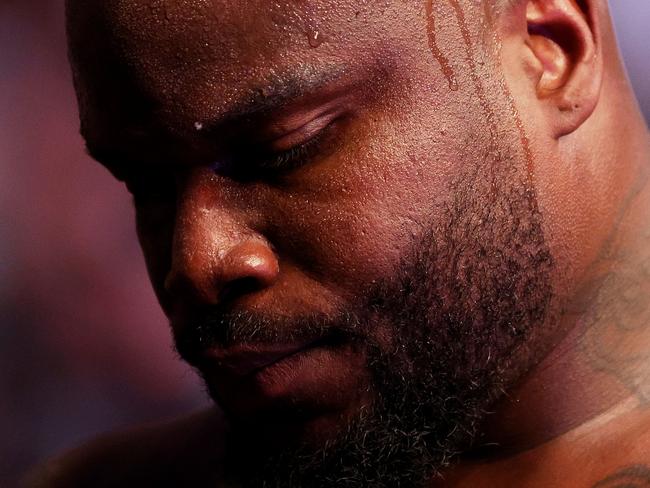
65;1;438;129
65;0;407;66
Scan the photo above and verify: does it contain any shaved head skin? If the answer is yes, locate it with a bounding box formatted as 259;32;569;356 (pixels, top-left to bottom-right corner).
27;0;650;487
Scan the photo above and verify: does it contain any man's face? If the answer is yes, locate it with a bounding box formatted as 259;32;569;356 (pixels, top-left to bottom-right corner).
68;0;555;485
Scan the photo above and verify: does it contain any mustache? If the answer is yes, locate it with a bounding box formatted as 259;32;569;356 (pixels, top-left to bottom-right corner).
173;307;364;364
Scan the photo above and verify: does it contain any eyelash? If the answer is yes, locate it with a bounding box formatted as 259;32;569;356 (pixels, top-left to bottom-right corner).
256;128;328;173
216;120;338;180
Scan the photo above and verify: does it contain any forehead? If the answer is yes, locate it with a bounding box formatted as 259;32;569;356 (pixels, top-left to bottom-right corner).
67;0;424;129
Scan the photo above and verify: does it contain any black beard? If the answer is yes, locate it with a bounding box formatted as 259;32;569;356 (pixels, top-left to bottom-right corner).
220;326;493;488
176;154;554;487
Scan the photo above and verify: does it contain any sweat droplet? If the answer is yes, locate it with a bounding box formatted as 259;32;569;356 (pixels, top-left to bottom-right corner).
194;122;203;131
308;30;325;48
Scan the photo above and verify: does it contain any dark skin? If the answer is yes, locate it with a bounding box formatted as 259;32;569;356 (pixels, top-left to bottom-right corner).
26;0;650;486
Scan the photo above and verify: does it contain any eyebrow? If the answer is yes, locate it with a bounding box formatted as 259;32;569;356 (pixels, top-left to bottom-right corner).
205;64;353;129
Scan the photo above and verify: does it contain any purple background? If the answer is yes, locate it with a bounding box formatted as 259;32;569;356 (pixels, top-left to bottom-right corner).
1;1;648;484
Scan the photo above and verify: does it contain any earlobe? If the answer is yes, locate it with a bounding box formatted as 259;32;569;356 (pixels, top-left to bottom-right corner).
525;0;602;138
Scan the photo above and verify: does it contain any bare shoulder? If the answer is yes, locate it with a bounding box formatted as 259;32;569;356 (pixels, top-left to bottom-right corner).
436;404;650;488
590;464;650;487
22;408;225;488
568;404;650;488
588;408;650;485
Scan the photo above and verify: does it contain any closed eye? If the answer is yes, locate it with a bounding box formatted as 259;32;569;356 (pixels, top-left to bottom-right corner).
215;116;343;180
255;126;330;172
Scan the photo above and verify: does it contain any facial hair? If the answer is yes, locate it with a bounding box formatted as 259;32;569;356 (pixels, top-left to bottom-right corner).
175;149;554;487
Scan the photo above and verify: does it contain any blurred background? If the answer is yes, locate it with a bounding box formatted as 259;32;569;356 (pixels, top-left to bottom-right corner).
1;1;649;485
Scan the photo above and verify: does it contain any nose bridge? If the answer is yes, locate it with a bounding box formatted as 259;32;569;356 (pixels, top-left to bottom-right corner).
165;173;278;305
169;176;240;301
179;175;243;259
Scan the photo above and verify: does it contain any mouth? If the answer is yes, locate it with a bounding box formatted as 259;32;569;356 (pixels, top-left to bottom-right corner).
203;337;326;378
196;333;369;420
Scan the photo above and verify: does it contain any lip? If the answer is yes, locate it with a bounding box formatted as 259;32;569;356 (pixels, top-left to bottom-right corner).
198;336;369;420
203;339;321;378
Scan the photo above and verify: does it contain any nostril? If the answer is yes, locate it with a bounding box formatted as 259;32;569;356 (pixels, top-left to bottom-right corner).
218;276;267;304
165;238;279;307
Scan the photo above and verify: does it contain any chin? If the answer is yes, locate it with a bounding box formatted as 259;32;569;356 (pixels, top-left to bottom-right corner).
196;340;373;434
208;376;375;451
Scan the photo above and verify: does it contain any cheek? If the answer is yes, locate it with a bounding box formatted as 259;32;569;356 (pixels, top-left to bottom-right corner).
263;119;461;296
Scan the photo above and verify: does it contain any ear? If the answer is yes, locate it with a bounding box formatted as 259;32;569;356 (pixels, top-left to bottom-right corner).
524;0;603;138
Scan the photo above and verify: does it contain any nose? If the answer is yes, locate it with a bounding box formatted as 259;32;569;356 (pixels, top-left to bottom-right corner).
163;178;279;307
